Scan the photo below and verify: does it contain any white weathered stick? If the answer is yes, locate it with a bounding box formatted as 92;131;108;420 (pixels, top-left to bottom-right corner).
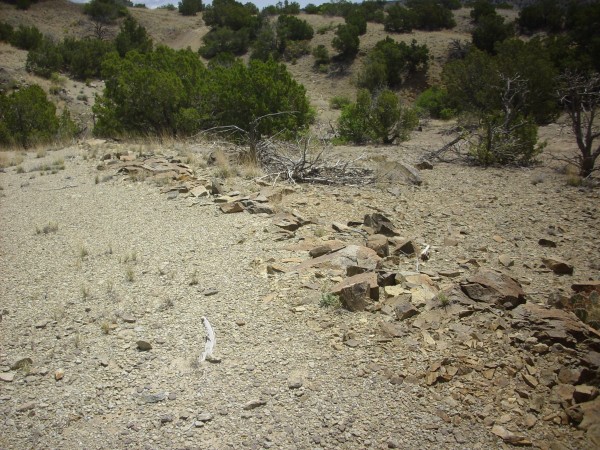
198;316;215;364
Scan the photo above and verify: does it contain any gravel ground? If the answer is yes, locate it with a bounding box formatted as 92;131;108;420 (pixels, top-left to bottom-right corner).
0;138;598;449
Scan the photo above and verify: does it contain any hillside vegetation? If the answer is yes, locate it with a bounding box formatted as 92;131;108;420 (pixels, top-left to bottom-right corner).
0;0;599;176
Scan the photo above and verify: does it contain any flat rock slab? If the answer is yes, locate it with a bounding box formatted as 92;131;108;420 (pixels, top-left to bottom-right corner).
542;257;574;275
510;302;600;346
461;268;525;309
294;245;381;272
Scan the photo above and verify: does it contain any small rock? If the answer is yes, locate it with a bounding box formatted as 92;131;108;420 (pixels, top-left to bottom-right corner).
54;369;64;381
160;414;174;424
136;340;152;351
243;399;266;410
0;372;15;382
142;392;167;403
16;402;35;413
203;288;218;296
122;314;136;323
220;202;244;214
34;320;48;329
196;412;213;422
490;425;531;446
498;254;514;267
542;257;574;275
287;376;303;389
538;238;557;248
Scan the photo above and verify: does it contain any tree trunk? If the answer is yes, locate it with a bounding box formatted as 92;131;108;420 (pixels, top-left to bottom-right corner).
580;155;596;178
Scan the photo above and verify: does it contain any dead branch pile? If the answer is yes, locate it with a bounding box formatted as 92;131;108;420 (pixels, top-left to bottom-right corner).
255;138;375;186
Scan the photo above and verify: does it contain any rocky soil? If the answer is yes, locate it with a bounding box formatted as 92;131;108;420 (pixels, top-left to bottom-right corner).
1;134;599;450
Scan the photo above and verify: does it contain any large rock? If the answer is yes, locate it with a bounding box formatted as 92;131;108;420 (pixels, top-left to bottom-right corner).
294;245;382;272
363;213;400;237
461;268;525;309
510;302;600;346
542;257;574;275
308;240;346;258
579;398;600;448
330;272;379;301
339;282;371;312
366;234;389;257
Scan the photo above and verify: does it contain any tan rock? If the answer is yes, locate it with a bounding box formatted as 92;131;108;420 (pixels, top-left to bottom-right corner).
461;268;525;309
542;257;574;275
366;234;389;257
220;202;244;214
54;368;64;381
0;372;15;382
339;282;371;312
498;254;514;267
330;272;379;301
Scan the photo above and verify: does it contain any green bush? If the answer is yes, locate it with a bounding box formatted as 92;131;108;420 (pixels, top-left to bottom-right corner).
115;16;153;57
157;3;177;10
338;89;417;144
84;0;126;24
312;44;330;65
205;58;313;139
94;47;205;136
358;37;429;91
0;85;59;148
178;0;202;15
0;22;14;42
10;24;43;50
200;27;251;58
415;86;456;119
332;24;359;59
470;113;544;166
93;47;312;139
345;9;367;35
61;37;115;80
469;0;496;23
472;12;514;54
277;14;314;46
518;0;563;34
329;95;350;110
26;37;63;78
250;24;278;61
407;0;455;30
203;0;259;32
384;5;416;33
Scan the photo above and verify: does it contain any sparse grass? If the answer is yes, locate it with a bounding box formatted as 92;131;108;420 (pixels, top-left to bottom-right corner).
121;250;138;264
317;23;335;34
31;157;65;174
105;280;115;296
189;269;199;286
78;243;90;259
129;170;148;182
81;285;90;300
17;360;32;375
125;266;134;282
330;95;351;110
53;305;66;322
437;292;450;308
36;148;47;158
158;297;174;311
16;165;25;174
314;227;326;238
100;321;110;334
36;221;58;235
211;149;237;179
73;332;81;349
566;174;582;187
320;292;340;308
95;174;99;184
